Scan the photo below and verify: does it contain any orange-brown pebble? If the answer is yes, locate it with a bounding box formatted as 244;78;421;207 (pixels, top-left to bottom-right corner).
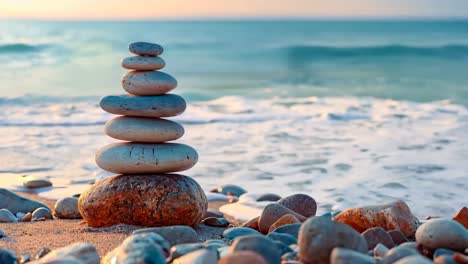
219;251;267;264
333;200;420;238
259;203;306;234
453;207;468;229
268;214;301;233
242;216;260;230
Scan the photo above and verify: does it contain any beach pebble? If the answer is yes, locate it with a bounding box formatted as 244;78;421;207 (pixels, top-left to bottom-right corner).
434;248;456;258
0;209;18;223
362;227;395;249
99;94;186;118
169;243;204;261
215;184;247;197
22;212;32;222
453;207;468;229
0;248;17;264
172;249;217;264
104;116;184;143
230;235;281;264
122;71;177;96
434;255;459;264
268;213;301;233
298;216;368;264
129;42;163;56
38;242;99;264
204;209;223;219
35;247;51;259
241;216;259;230
256;193;281;202
22;176;52;189
16;212;25;219
277;193;317;218
204;239;227;250
388;230;409;245
203;217;230;227
270;223;301;238
330;247;376;264
374;243;389;257
79;174;207;228
381;247;418;264
258;203;306;234
95;142;198;174
55;197;82;219
393;255;433;264
266;232;297;246
222;227;262;241
415;218;468;252
32;207;52;220
398;242;419;251
19;253;31;263
0;188;50;214
134;225;198;246
121;56;165;71
333;200;420;238
274;240;293;255
219;251;267;264
102;233;167;264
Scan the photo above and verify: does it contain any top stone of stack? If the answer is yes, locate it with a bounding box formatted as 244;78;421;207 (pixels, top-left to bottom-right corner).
129;42;164;56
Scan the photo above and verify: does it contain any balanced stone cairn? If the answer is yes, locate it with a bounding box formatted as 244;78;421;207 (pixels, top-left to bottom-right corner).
78;42;207;228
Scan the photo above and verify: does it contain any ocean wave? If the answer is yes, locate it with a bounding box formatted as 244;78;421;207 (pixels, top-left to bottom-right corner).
0;43;49;54
281;44;468;60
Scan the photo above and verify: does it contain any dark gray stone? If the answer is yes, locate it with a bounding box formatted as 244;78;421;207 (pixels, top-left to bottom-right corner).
231;235;281;264
270;223;301;238
267;232;297;246
133;225;198;246
0;248;17;264
222;227;262;241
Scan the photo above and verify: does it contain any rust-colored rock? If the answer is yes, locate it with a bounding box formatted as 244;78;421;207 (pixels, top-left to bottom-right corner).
268;214;301;233
453;207;468;229
258;203;306;234
333;200;420;238
242;216;260;230
78;174;207;227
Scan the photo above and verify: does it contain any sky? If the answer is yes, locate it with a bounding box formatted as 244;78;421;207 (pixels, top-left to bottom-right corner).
1;0;468;20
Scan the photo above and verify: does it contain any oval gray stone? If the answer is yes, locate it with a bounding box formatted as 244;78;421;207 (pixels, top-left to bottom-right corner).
0;209;18;223
129;42;163;56
95;142;198;174
99;94;186;118
32;207;52;220
415;218;468;251
122;71;177;96
38;242;100;264
22;176;52;189
230;235;281;264
102;233;166;264
104;116;184;143
330;247;376;264
222;227;262;241
55;197;82;219
121;56;165;71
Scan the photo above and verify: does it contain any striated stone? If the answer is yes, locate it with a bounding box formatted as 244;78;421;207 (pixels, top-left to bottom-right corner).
121;56;165;71
215;185;247;197
277;193;317;218
415;218;468;252
105;116;184;143
0;188;50;214
268;214;301;233
271;223;301;238
333;200;420;238
55;197;82;219
219;251;267;264
222;227;262;241
257;193;281;202
388;230;409;245
0;248;17;264
330;247;376;264
298;216;368;264
230;235;281;264
241;216;259;230
79;174;207;228
393;255;433;264
99;94;186;118
453;207;468;229
95;142;198;174
129;42;163;56
22;176;52;189
258;203;306;234
172;249;217;264
266;232;297;246
133;225;198;246
381;247;418;264
37;242;99;264
102;233;167;264
122;71;177;96
362;227;395;250
0;209;18;223
203;217;230;227
32;207;52;220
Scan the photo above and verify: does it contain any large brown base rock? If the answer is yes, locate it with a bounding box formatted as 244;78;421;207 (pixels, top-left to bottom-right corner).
78;174;207;228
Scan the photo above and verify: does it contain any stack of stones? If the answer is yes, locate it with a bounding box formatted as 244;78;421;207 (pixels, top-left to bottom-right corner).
78;42;207;228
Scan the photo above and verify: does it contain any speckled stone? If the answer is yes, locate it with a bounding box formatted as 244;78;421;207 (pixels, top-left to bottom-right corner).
78;174;207;227
129;42;163;56
277;194;317;218
55;197;82;219
362;227;395;250
121;56;166;71
415;219;468;252
258;204;306;234
99;94;186;118
104;116;184;143
95;142;198;174
122;71;177;96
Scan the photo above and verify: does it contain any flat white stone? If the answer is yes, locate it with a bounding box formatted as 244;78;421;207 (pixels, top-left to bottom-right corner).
121;56;166;71
99;94;186;118
105;116;184;143
96;142;198;174
129;42;163;56
122;71;177;96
